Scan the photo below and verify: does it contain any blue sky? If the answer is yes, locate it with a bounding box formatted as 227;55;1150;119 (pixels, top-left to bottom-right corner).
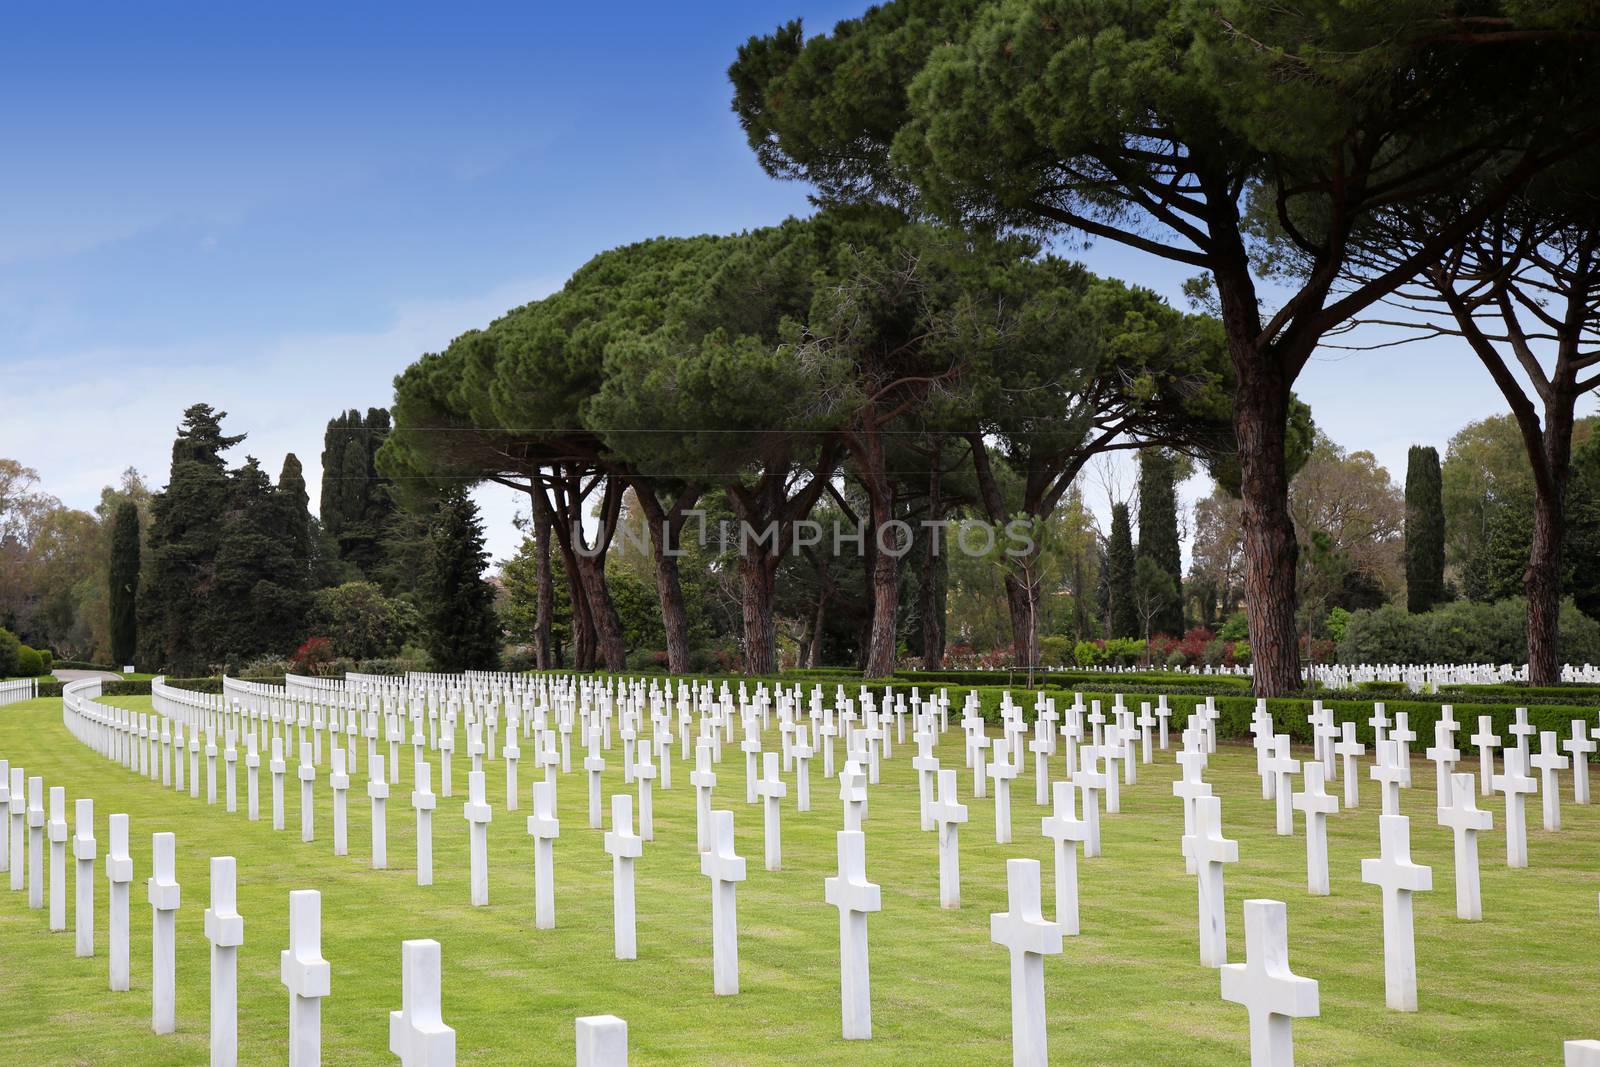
0;2;1518;563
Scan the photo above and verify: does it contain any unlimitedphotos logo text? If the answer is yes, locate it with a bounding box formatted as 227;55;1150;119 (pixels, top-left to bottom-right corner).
572;512;1038;561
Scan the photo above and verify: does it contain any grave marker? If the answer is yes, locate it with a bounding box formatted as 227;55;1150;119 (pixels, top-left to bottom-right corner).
107;812;131;991
1220;899;1319;1067
1360;814;1432;1011
702;809;747;995
389;939;455;1067
281;889;331;1067
1437;772;1491;921
527;780;559;929
205;856;244;1067
990;858;1063;1067
148;831;180;1034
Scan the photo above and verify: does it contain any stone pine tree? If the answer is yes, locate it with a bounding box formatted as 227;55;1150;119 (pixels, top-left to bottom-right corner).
107;501;140;665
1404;445;1446;613
1106;504;1138;639
731;2;1599;694
1136;450;1184;636
419;489;501;672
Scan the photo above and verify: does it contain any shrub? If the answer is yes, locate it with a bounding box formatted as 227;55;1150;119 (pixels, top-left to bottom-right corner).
36;649;53;673
1219;611;1249;641
1337;598;1600;665
290;637;336;676
1037;635;1073;667
13;646;45;677
0;628;19;677
1073;640;1107;667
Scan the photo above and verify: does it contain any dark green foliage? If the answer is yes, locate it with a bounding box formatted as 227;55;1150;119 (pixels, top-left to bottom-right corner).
138;404;240;673
1404;446;1446;612
419;490;500;672
1337;598;1600;666
1136;450;1183;635
13;646;44;676
108;501;140;665
0;627;20;676
137;407;318;674
307;581;417;660
1106;504;1137;639
319;408;396;576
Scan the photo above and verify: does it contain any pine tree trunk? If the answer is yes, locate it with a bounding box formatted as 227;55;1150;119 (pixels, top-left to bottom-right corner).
1233;356;1302;696
739;554;778;675
632;484;694;675
532;509;552;671
1003;569;1039;670
920;451;945;670
573;550;627;673
858;429;901;679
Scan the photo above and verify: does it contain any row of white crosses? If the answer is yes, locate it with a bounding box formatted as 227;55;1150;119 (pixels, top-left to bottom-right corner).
54;672;1600;1062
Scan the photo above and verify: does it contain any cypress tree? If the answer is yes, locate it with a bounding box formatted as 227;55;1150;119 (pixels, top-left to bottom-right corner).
1106;503;1138;639
1136;450;1184;635
138;404;241;673
1405;445;1446;613
419;489;501;671
279;453;313;576
319;408;397;576
108;502;140;665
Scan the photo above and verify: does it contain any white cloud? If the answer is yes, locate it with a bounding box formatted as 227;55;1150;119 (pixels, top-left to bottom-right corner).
0;276;559;562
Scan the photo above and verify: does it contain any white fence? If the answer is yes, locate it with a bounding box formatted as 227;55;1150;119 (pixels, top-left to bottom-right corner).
0;677;39;707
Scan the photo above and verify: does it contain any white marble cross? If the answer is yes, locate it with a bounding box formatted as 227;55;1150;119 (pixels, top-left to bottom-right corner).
689;738;716;853
1075;746;1107;858
585;727;606;831
389;939;455;1066
1471;716;1500;798
825;829;881;1040
1437;771;1491;920
989;737;1019;844
701;809;747;995
47;785;66;931
1040;780;1087;935
503;731;521;812
1425;719;1460;808
575;1015;628;1067
1334;722;1364;809
1564;719;1596;805
1368;703;1389;747
148;830;181;1034
1531;730;1570;831
1360;814;1432;1011
1371;739;1406;816
270;737;287;831
755;752;786;871
605;794;642;960
1292;763;1339;896
1391;713;1417;787
107;812;131;992
793;725;814;812
26;775;42;910
931;768;968;909
1192;794;1239;968
1265;737;1300;836
1220;898;1319;1067
0;760;10;881
839;760;867;833
370;754;391;869
1493;747;1537;868
990;858;1063;1067
1567;1040;1600;1066
464;769;492;907
298;742;317;843
413;760;436;887
282;890;332;1067
225;730;239;813
1173;748;1212;875
741;727;762;805
634;738;657;843
73;798;95;957
526;780;560;929
205;856;244;1067
1509;707;1535;768
330;749;351;857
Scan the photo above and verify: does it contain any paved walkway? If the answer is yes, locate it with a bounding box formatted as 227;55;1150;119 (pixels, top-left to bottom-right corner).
53;669;124;683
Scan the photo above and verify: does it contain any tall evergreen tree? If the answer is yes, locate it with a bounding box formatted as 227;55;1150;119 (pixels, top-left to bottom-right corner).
138;404;241;673
1136;450;1184;636
419;489;500;671
278;453;313;579
1106;503;1138;639
320;408;396;576
108;501;140;665
1405;445;1446;613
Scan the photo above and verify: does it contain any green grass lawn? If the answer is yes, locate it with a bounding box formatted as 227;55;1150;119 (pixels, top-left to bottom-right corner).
0;694;1595;1065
